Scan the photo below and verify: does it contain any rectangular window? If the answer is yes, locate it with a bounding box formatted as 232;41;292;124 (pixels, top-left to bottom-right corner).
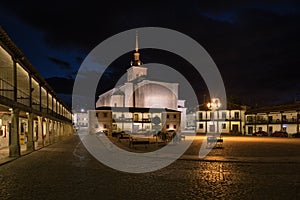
104;124;107;128
173;114;177;119
173;125;176;129
167;114;169;118
248;126;253;134
222;112;226;119
234;112;239;119
222;123;226;129
268;116;273;123
198;112;203;120
247;116;253;122
282;115;287;122
103;112;108;118
166;124;169;129
268;126;273;134
199;124;203;129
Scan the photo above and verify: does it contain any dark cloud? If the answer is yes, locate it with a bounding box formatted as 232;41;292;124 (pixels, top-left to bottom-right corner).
47;56;71;70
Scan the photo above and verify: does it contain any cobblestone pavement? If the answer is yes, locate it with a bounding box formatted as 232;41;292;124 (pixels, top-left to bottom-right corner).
0;134;299;200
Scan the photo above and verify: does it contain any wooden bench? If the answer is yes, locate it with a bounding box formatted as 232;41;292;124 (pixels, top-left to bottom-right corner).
207;136;223;148
118;135;131;142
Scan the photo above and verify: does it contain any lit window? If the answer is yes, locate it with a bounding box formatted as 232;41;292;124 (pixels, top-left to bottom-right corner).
234;112;239;119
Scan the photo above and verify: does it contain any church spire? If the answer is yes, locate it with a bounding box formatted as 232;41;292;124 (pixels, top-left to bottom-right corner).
135;31;139;52
131;31;142;66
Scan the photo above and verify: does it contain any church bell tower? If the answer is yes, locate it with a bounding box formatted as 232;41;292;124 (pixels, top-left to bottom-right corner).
127;31;147;82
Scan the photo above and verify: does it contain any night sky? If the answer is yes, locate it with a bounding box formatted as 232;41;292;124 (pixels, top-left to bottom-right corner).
0;0;299;108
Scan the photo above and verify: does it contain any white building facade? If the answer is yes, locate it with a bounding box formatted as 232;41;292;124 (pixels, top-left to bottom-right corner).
245;103;300;136
195;103;247;135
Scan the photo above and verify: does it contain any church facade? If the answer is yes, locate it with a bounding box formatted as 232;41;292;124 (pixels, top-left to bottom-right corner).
93;34;185;135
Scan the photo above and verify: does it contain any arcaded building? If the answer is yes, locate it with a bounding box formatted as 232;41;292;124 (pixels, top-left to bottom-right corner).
0;27;73;158
245;102;300;136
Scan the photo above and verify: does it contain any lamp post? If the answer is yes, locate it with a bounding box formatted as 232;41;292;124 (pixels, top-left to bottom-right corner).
207;98;221;135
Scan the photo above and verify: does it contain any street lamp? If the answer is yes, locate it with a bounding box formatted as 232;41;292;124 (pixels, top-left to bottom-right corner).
207;98;221;135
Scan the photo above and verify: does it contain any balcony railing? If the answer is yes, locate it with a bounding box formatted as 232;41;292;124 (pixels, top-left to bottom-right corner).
246;118;300;124
0;78;14;100
17;88;30;106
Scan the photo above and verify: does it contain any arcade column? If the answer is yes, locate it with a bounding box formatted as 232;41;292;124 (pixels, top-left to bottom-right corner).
9;108;20;157
26;113;34;152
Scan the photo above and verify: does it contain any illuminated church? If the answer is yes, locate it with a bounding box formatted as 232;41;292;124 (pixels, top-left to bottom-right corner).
94;34;186;135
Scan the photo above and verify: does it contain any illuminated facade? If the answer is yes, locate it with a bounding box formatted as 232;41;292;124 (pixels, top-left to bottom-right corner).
89;107;181;136
195;103;247;134
94;34;185;134
245;103;300;136
0;27;73;158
